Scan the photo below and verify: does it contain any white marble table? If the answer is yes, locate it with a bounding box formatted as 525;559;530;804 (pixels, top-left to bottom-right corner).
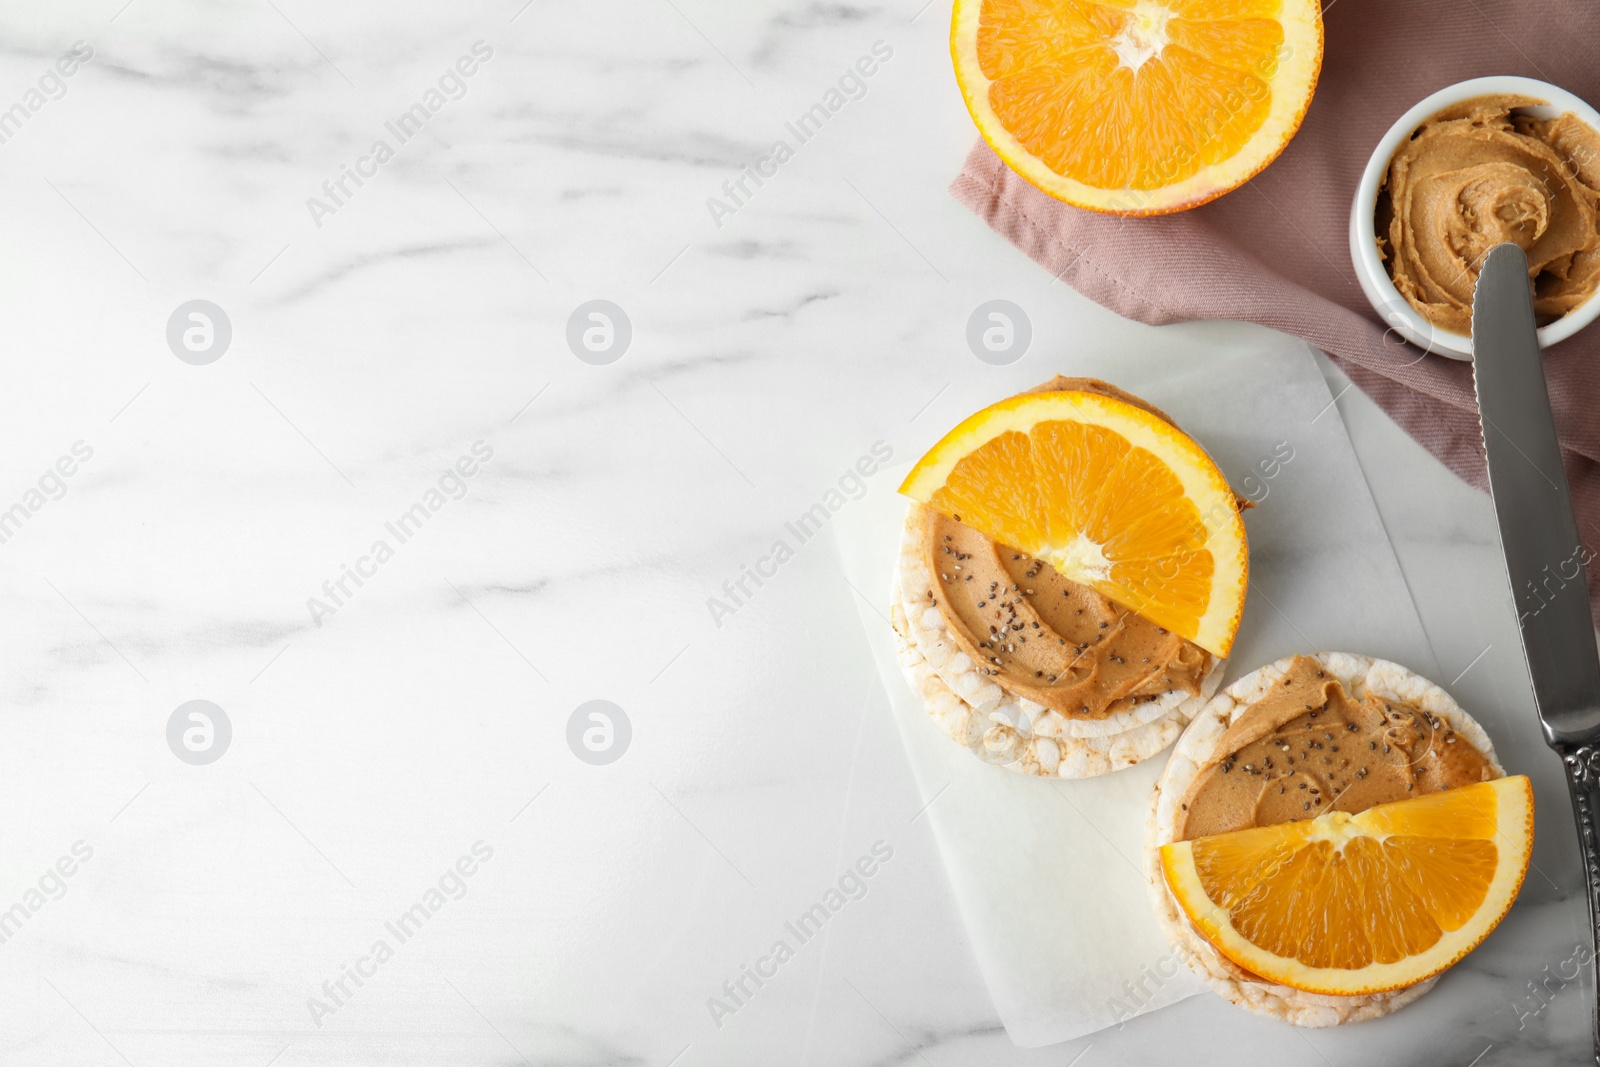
0;2;1589;1064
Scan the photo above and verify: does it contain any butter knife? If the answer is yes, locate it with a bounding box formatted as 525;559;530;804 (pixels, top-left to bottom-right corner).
1473;241;1600;1064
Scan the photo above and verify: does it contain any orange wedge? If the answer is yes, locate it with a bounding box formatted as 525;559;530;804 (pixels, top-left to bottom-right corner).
1161;776;1534;995
952;0;1324;214
898;390;1246;657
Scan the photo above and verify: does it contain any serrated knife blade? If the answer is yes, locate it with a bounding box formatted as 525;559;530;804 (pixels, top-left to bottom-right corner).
1473;240;1600;1066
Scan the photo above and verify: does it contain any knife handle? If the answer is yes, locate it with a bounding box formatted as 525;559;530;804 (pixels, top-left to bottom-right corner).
1559;743;1600;1066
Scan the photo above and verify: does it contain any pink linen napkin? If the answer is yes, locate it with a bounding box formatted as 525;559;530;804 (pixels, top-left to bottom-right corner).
950;0;1600;626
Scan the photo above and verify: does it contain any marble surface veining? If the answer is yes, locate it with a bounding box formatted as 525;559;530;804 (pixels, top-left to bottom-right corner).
0;1;1590;1064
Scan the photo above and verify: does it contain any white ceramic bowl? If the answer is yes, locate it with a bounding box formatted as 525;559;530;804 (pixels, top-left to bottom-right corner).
1349;75;1600;360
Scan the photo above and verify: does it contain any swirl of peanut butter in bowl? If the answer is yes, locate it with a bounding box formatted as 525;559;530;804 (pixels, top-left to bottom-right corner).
1377;93;1600;335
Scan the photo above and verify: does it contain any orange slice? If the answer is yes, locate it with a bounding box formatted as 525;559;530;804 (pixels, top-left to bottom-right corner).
952;0;1324;214
1161;775;1534;995
898;390;1246;657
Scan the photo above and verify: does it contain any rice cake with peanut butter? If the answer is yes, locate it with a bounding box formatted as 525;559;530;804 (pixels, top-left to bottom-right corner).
889;577;1192;777
1144;652;1503;1025
889;376;1230;778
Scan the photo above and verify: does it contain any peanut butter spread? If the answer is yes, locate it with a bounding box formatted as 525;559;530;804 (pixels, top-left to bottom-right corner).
922;377;1213;721
1379;94;1600;334
1176;656;1494;841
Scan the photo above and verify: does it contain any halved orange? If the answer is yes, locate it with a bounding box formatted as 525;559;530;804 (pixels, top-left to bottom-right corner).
952;0;1324;214
1161;775;1534;995
898;390;1246;657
